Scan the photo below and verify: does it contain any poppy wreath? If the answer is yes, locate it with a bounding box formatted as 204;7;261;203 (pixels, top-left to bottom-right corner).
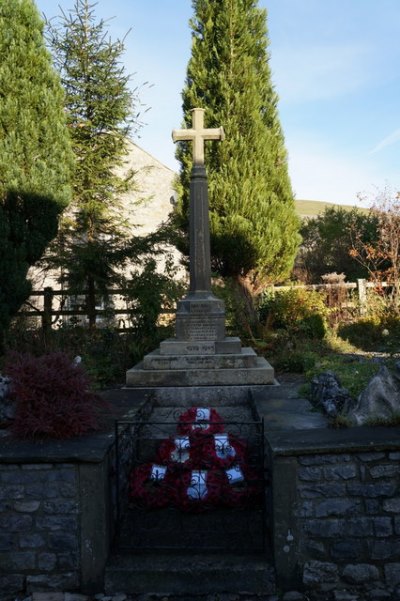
177;407;224;436
192;432;247;470
129;463;181;509
177;467;227;513
156;436;193;468
222;464;263;509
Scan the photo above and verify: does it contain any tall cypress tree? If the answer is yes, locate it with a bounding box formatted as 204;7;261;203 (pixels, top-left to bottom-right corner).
46;0;139;326
175;0;300;288
0;0;73;342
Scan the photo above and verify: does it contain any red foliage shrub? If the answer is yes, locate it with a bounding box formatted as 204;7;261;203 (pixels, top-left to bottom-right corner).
5;351;104;439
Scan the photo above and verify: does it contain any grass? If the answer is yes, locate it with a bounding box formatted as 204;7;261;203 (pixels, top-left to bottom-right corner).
296;198;368;218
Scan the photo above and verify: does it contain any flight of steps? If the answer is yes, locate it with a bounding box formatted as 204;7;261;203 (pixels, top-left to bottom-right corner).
105;395;276;596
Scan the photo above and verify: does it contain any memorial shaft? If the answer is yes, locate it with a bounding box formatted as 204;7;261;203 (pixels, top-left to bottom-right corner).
189;164;211;293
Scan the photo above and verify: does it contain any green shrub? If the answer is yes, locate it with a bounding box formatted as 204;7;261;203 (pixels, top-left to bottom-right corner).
259;287;328;340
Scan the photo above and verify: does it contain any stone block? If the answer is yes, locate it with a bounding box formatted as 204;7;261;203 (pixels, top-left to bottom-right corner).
58;553;79;570
299;454;351;465
357;452;386;462
342;563;379;584
331;540;364;561
0;484;25;500
38;552;58;571
366;589;391;600
0;551;36;571
333;592;359;601
48;532;78;552
323;464;357;480
298;483;346;499
0;513;32;531
43;500;79;514
347;482;397;498
315;499;361;518
36;515;78;531
14;500;40;512
373;516;393;537
0;533;15;551
370;464;399;478
389;452;400;460
282;593;304;601
384;498;400;513
27;572;79;592
0;574;24;594
22;463;53;470
32;593;64;601
365;499;381;514
298;467;322;482
305;540;327;560
19;533;45;549
385;564;400;587
303;560;338;585
294;500;314;518
305;519;342;538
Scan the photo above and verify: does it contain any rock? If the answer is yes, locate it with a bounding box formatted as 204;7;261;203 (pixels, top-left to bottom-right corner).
310;371;353;417
348;365;400;425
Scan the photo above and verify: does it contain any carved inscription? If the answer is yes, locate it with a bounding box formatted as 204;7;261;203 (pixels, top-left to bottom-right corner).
186;315;218;340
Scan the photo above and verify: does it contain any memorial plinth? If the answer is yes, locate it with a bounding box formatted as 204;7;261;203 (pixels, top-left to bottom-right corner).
126;108;275;387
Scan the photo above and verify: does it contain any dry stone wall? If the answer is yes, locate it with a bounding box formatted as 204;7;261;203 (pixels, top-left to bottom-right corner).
0;463;80;598
268;428;400;600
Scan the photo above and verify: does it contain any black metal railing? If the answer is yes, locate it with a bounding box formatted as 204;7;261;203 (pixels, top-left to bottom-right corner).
113;414;267;553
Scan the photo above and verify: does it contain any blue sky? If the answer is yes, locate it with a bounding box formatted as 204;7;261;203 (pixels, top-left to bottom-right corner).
35;0;400;206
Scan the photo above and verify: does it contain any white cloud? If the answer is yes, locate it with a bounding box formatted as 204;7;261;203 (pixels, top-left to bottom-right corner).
370;128;400;154
271;43;372;103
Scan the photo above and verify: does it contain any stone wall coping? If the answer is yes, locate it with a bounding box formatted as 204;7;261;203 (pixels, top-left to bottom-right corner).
0;430;115;464
266;425;400;457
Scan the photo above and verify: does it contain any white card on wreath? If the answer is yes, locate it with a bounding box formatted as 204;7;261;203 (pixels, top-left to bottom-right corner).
214;434;236;459
226;465;244;484
171;436;190;463
150;464;167;481
193;407;211;430
187;470;208;500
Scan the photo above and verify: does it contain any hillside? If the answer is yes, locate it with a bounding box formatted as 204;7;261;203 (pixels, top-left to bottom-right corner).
295;199;367;218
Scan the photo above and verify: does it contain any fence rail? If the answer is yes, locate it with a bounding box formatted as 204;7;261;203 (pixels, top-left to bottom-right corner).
16;279;388;333
17;287;174;333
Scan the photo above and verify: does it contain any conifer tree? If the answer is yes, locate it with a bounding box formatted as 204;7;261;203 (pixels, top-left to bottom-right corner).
46;0;140;326
0;0;73;342
175;0;300;288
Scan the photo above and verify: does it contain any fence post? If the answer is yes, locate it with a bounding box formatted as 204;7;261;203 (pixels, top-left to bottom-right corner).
357;279;367;316
42;287;53;335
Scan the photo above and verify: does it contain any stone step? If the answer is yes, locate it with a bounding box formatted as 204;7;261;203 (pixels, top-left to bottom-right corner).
143;347;259;370
126;356;275;387
104;552;276;595
116;507;266;552
160;336;242;356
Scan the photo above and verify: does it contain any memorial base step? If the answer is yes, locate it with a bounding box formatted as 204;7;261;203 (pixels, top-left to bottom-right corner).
126;356;275;387
104;552;276;596
143;347;259;370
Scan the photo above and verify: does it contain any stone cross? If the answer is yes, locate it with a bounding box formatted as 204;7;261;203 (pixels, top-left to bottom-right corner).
172;108;225;295
172;108;225;165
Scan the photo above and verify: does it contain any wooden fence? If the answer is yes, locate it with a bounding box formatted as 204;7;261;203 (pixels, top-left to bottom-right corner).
16;279;387;334
17;287;174;334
